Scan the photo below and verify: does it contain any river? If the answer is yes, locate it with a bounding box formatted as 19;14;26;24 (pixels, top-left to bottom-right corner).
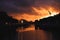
17;24;52;40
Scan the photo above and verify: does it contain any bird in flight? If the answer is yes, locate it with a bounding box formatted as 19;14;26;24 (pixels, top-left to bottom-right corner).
48;11;51;15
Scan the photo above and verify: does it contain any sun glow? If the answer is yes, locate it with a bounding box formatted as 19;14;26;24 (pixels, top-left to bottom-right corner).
15;7;59;32
32;7;59;17
11;13;41;22
10;7;59;22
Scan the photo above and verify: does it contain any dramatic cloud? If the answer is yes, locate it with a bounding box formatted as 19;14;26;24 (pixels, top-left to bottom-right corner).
0;0;35;15
0;0;60;21
0;0;60;14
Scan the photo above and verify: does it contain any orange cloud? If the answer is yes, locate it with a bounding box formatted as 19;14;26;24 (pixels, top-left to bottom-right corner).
9;6;59;22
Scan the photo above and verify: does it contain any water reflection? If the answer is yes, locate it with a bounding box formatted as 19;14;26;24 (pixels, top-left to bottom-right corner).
17;24;52;40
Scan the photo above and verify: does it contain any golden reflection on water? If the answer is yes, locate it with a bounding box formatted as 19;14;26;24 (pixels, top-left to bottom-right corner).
16;25;52;40
16;24;35;32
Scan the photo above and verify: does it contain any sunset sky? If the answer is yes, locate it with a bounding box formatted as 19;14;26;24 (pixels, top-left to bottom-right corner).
0;0;60;21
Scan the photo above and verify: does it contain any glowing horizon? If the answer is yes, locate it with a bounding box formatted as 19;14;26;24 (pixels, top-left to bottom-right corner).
9;6;59;22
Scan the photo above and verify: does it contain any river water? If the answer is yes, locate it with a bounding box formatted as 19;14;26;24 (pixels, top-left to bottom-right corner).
17;24;52;40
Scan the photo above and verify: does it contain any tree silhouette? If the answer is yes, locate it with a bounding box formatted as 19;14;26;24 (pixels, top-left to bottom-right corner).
38;13;60;31
0;11;18;24
0;11;18;40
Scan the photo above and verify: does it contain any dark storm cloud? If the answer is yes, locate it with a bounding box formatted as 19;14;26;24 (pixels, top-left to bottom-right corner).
0;0;60;14
15;0;34;7
0;0;35;14
34;0;60;9
53;0;60;11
